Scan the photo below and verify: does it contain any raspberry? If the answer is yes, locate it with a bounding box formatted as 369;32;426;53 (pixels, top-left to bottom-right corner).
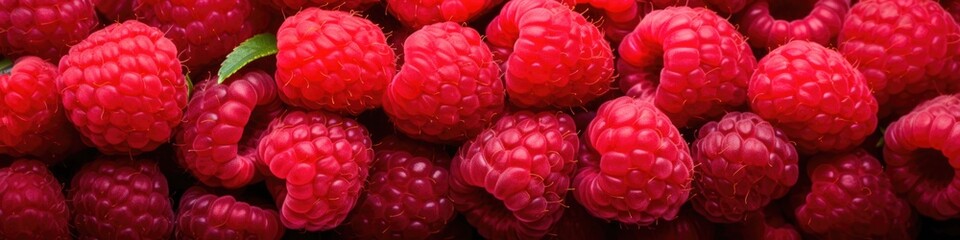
0;57;81;164
376;135;448;165
794;150;917;238
546;198;611;240
560;0;650;43
739;0;851;50
0;159;70;239
616;208;716;239
341;139;455;239
690;112;799;223
884;93;960;220
175;186;285;240
384;22;504;143
58;20;189;155
748;40;878;154
943;0;960;22
69;156;175;239
258;110;374;231
93;0;136;21
650;0;755;15
449;111;578;239
261;0;378;12
718;202;801;240
176;70;283;188
0;0;97;61
485;0;614;109
573;96;694;225
618;6;756;128
838;0;960;119
275;8;396;115
385;0;503;29
137;0;272;68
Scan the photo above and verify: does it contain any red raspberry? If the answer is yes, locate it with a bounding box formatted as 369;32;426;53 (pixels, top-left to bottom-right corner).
618;6;756;128
258;110;374;231
838;0;960;119
573;96;694;225
650;0;755;15
384;22;504;143
341;139;455;239
175;186;285;240
616;208;716;240
0;0;97;61
0;159;70;239
486;0;614;109
69;156;175;239
176;70;282;188
718;202;801;240
690;112;799;223
0;57;81;164
739;0;851;50
546;198;611;240
560;0;651;43
58;20;189;155
884;93;960;220
795;149;917;239
261;0;378;12
449;111;578;239
385;0;503;29
275;8;396;115
376;135;448;165
748;40;878;154
137;0;272;68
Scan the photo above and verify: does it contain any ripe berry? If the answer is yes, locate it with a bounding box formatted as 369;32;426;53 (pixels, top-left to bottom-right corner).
0;0;97;61
739;0;851;50
385;0;503;29
175;186;285;240
0;159;70;239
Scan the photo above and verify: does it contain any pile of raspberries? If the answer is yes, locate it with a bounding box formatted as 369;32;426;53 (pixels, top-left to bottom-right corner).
4;0;960;238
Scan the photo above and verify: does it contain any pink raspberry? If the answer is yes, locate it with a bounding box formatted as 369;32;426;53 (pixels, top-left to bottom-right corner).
58;20;189;155
176;70;283;188
261;0;378;12
449;111;579;239
258;110;374;231
748;40;877;154
718;202;801;240
175;186;285;240
884;93;960;220
574;96;693;225
0;56;81;164
69;157;175;239
739;0;851;50
838;0;960;119
341;139;455;239
616;208;716;239
384;22;504;143
137;0;272;68
691;112;799;223
0;0;97;61
486;0;614;109
0;159;70;239
275;8;396;115
385;0;503;29
618;6;756;128
794;149;917;239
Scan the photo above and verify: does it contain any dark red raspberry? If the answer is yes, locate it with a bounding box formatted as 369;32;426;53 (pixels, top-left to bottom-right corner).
618;6;756;128
884;93;960;220
691;112;799;223
486;0;614;109
175;186;285;240
0;57;81;164
385;0;503;29
137;0;272;68
275;8;396;115
69;156;175;239
795;149;917;239
258;110;374;231
449;111;578;239
739;0;850;50
839;0;960;119
650;0;755;15
719;202;801;240
546;198;611;240
574;96;693;225
384;22;504;143
341;139;455;239
176;70;282;188
748;40;877;154
376;135;448;165
561;0;650;43
0;159;70;239
261;0;378;12
615;208;716;240
58;20;189;155
0;0;97;61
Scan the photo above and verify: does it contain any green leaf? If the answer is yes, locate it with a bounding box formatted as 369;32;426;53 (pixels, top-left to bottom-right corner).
0;58;12;74
218;33;278;84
